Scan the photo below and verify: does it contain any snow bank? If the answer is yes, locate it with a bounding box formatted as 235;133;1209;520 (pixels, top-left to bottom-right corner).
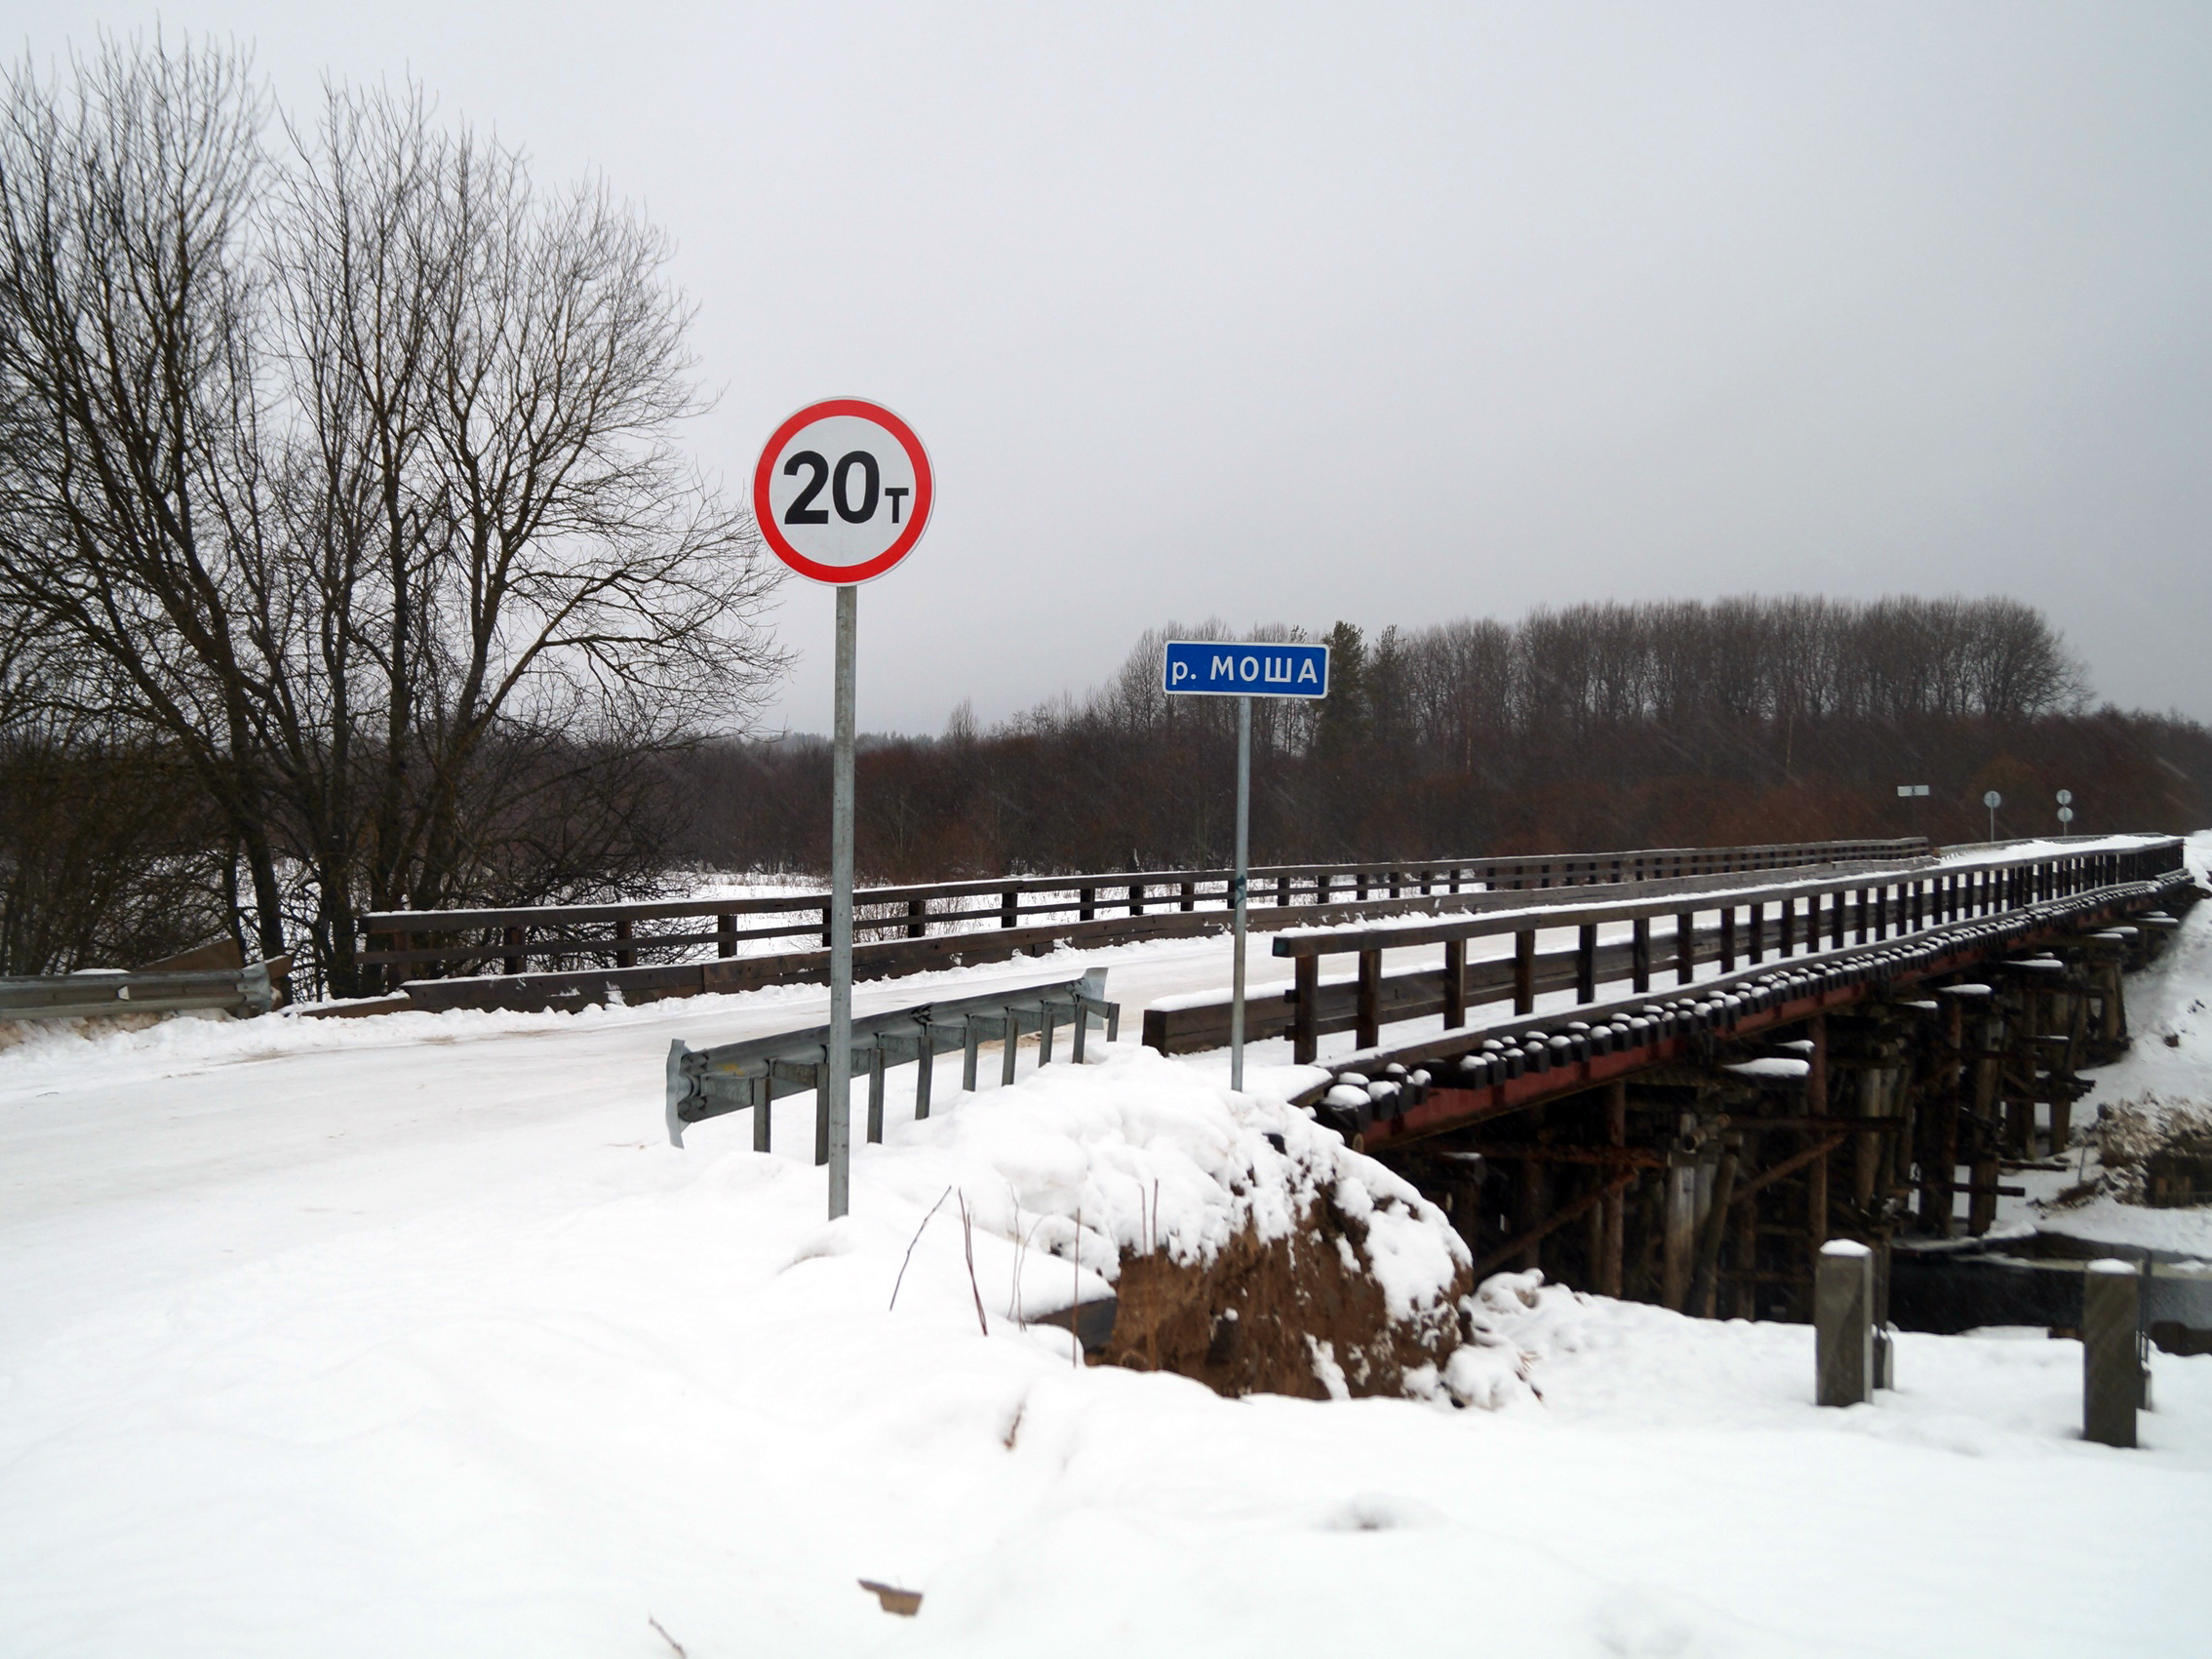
883;1045;1468;1324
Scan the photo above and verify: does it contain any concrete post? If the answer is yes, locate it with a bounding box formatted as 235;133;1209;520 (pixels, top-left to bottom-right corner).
2083;1259;2140;1448
1815;1240;1874;1406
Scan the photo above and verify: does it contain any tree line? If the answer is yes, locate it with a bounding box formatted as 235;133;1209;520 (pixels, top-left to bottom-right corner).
5;45;2204;993
0;38;782;991
676;596;2212;881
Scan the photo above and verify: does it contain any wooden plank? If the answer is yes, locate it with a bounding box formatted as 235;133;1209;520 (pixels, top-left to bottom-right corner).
1453;1141;1665;1168
1600;1080;1628;1297
1293;955;1320;1064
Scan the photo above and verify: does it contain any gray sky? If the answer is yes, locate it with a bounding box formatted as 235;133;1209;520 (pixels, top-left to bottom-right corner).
17;2;2212;730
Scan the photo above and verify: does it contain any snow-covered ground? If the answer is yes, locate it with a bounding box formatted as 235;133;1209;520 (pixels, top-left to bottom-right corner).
1996;830;2212;1256
4;842;2210;1655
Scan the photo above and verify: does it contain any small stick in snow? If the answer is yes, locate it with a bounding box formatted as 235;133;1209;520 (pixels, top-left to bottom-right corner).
958;1190;990;1336
889;1186;953;1312
1012;1213;1046;1325
1152;1177;1161;1255
648;1614;688;1657
1072;1205;1083;1368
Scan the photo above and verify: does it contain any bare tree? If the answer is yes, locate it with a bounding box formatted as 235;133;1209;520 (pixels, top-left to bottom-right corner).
0;39;785;993
0;38;291;952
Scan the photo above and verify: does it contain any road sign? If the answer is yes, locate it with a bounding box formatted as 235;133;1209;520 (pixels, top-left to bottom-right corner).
1160;640;1331;1094
2059;806;2075;824
754;397;932;585
754;398;935;1221
1983;791;2001;809
2057;789;2074;806
1162;640;1329;698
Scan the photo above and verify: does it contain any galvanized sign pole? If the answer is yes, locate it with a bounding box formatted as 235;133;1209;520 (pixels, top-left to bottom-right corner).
1231;693;1250;1089
1161;640;1330;1090
755;399;933;1219
827;583;857;1214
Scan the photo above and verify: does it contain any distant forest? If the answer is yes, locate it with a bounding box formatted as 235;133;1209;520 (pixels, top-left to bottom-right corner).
676;596;2212;880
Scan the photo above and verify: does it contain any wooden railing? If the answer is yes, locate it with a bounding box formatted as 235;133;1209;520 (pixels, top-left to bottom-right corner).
360;837;1927;990
1137;839;2187;1061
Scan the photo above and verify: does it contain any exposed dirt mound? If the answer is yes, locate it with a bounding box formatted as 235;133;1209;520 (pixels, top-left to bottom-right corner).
1098;1187;1472;1399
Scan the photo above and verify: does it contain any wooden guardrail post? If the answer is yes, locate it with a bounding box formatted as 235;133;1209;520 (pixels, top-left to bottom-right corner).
1178;880;1195;913
1576;925;1598;1003
1631;918;1651;993
1443;939;1467;1028
1293;957;1320;1063
1748;899;1764;965
2082;1260;2140;1448
1356;949;1382;1047
906;898;926;939
718;914;737;958
1514;928;1536;1016
1718;905;1737;972
503;926;525;974
614;918;635;968
1128;882;1145;917
1079;884;1095;922
1676;912;1694;985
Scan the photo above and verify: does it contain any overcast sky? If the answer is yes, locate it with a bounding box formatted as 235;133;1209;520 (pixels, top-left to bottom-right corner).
15;2;2211;731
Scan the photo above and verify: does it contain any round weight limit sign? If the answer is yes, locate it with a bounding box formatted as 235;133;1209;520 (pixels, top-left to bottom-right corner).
752;397;931;1223
754;398;932;584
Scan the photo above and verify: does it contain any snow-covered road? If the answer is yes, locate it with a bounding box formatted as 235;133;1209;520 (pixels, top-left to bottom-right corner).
3;843;2209;1656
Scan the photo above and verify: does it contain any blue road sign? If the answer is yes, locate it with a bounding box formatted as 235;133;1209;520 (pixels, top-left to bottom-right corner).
1162;640;1329;698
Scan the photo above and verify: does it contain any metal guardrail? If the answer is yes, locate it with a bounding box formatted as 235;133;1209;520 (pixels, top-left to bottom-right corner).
665;968;1120;1151
0;956;290;1023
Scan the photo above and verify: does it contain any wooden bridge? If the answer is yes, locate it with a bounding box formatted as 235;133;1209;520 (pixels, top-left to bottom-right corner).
354;827;2200;1334
358;836;1924;1012
1167;834;2197;1327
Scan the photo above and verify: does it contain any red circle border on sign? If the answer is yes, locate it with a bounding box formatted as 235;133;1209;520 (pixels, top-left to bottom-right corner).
753;398;933;585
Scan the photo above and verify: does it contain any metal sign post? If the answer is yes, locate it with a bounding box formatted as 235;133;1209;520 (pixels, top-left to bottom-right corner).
1161;639;1330;1090
1984;789;2001;843
755;399;933;1219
